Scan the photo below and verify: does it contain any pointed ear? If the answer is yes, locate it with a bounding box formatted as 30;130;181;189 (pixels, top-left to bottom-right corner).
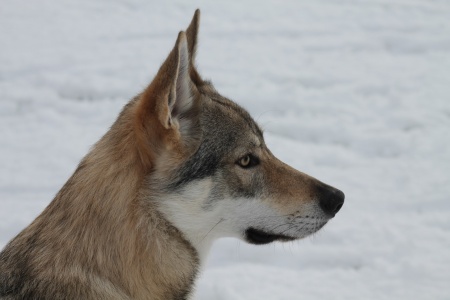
136;31;200;153
186;9;200;63
185;9;203;85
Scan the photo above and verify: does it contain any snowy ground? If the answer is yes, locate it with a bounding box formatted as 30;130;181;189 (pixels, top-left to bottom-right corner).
1;0;450;299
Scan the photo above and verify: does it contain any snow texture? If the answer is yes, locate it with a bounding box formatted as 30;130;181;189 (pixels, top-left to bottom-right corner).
1;0;450;299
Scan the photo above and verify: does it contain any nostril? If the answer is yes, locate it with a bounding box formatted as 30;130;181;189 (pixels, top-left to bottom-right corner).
332;189;345;214
333;202;343;214
318;186;345;217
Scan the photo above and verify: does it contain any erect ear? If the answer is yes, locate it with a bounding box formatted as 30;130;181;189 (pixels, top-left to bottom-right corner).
136;31;200;153
185;9;203;85
186;9;200;64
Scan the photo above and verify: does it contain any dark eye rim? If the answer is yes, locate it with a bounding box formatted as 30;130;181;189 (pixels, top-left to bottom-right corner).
236;154;260;169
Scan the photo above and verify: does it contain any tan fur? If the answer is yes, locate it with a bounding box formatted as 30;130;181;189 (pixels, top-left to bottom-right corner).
1;9;344;300
261;154;319;214
0;12;202;300
0;94;199;299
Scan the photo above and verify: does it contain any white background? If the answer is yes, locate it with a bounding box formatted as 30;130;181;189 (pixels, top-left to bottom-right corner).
1;1;449;299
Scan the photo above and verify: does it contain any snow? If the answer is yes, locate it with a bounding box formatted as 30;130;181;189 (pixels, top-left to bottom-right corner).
1;0;450;299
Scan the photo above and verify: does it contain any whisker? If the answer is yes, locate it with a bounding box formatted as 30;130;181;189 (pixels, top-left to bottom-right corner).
200;218;224;243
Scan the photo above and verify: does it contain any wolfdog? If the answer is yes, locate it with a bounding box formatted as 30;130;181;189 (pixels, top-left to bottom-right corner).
0;9;344;300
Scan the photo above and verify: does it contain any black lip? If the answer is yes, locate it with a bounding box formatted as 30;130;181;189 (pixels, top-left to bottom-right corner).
245;227;296;245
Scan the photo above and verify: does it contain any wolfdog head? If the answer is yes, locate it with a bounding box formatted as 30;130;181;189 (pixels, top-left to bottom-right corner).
0;10;345;300
133;10;344;259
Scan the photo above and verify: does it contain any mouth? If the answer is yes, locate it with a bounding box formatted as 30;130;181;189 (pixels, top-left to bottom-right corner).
245;227;297;245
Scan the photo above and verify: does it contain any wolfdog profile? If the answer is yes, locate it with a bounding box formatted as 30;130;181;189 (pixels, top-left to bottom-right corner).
0;9;344;300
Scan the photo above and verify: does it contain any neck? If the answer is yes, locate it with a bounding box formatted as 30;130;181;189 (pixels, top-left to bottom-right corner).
156;178;226;263
15;112;200;299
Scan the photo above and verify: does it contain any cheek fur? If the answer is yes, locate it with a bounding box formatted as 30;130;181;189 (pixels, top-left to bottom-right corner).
220;167;265;199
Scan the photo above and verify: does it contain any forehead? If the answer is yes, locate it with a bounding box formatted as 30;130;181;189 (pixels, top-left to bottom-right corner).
199;84;264;143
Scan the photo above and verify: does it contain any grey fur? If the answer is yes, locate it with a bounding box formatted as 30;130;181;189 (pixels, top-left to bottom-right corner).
0;9;344;300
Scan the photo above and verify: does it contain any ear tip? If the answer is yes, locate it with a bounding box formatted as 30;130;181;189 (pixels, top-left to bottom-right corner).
176;31;187;40
177;31;188;43
190;9;200;27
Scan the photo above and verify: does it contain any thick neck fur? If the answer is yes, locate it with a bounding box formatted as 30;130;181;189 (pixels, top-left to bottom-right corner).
0;101;199;300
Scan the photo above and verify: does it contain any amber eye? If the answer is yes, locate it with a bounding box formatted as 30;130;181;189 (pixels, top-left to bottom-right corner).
236;154;259;169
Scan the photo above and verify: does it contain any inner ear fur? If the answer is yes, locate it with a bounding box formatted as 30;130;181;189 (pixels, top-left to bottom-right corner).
133;11;204;165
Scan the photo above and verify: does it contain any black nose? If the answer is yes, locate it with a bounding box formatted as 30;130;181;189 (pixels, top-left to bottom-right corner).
317;184;345;217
